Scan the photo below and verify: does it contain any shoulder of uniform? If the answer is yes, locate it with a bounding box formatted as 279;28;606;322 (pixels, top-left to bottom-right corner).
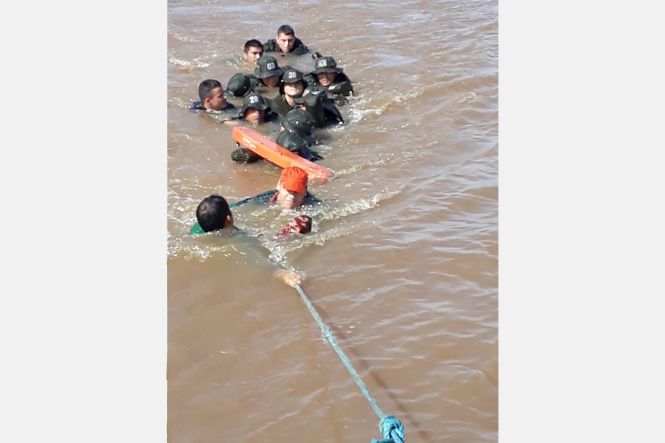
292;39;310;54
335;72;352;83
190;100;205;111
263;39;278;51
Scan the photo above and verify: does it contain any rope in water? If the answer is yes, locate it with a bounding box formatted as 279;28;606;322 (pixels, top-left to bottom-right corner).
293;284;405;443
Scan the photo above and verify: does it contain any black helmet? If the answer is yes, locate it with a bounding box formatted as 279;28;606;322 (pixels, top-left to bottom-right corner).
280;108;315;134
313;56;340;74
226;73;251;97
241;93;268;114
254;55;283;79
281;66;305;84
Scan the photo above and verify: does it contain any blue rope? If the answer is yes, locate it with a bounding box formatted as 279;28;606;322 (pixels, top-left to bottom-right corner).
293;284;405;443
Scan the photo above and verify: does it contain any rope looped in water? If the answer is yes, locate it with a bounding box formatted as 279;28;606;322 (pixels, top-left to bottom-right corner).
293;284;405;443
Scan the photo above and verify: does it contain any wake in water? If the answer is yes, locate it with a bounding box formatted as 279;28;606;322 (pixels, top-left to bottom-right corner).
262;186;403;264
167;185;404;269
167;54;211;69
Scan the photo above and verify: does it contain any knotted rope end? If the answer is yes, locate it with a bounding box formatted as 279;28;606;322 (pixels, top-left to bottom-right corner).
372;414;404;443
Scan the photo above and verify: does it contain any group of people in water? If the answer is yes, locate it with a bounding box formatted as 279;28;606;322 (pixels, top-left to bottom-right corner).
189;24;355;287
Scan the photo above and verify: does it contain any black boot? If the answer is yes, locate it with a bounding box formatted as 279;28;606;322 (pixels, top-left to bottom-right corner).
231;147;261;163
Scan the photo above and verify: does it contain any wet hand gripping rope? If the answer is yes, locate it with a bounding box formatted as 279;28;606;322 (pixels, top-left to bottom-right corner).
293;284;405;443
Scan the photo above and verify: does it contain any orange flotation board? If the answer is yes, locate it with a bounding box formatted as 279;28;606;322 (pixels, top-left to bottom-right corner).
232;126;334;184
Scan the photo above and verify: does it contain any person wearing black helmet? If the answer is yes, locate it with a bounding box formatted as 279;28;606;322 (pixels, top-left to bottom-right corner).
275;108;324;161
226;55;283;99
254;55;283;90
260;65;343;130
226;72;261;98
304;55;354;105
263;24;310;56
264;66;307;118
239;92;276;124
230;93;278;163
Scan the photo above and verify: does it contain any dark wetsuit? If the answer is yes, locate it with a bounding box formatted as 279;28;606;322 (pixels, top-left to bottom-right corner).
262;38;310;56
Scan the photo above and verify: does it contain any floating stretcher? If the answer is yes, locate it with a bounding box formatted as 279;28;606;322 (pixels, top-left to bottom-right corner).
231;126;334;184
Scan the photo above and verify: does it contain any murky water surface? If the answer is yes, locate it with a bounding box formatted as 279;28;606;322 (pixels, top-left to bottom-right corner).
168;0;497;441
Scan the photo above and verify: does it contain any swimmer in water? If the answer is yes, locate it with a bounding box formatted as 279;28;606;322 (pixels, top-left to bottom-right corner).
262;24;310;56
278;215;313;237
191;194;303;287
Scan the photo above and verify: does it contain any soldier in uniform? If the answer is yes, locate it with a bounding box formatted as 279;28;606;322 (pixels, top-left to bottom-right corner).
238;92;276;125
242;39;264;65
265;66;344;129
226;55;283;98
262;24;310;56
264;66;308;118
305;56;354;105
276;108;324;162
190;79;236;114
230;93;278;163
189;79;238;125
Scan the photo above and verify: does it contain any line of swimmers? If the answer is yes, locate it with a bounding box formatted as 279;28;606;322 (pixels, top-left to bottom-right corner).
189;24;356;286
190;24;354;162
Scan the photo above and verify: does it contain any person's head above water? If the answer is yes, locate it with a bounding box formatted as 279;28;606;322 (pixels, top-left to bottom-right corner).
276;24;297;53
241;92;268;124
196;195;234;232
281;66;306;99
313;56;341;87
279;214;312;236
198;79;227;111
255;55;283;87
280;108;315;137
275;166;308;209
243;39;264;64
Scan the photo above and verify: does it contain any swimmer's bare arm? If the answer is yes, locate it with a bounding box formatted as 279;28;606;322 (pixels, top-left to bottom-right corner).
235;229;305;288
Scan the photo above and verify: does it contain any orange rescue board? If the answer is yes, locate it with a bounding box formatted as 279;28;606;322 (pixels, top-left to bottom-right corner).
232;126;334;184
